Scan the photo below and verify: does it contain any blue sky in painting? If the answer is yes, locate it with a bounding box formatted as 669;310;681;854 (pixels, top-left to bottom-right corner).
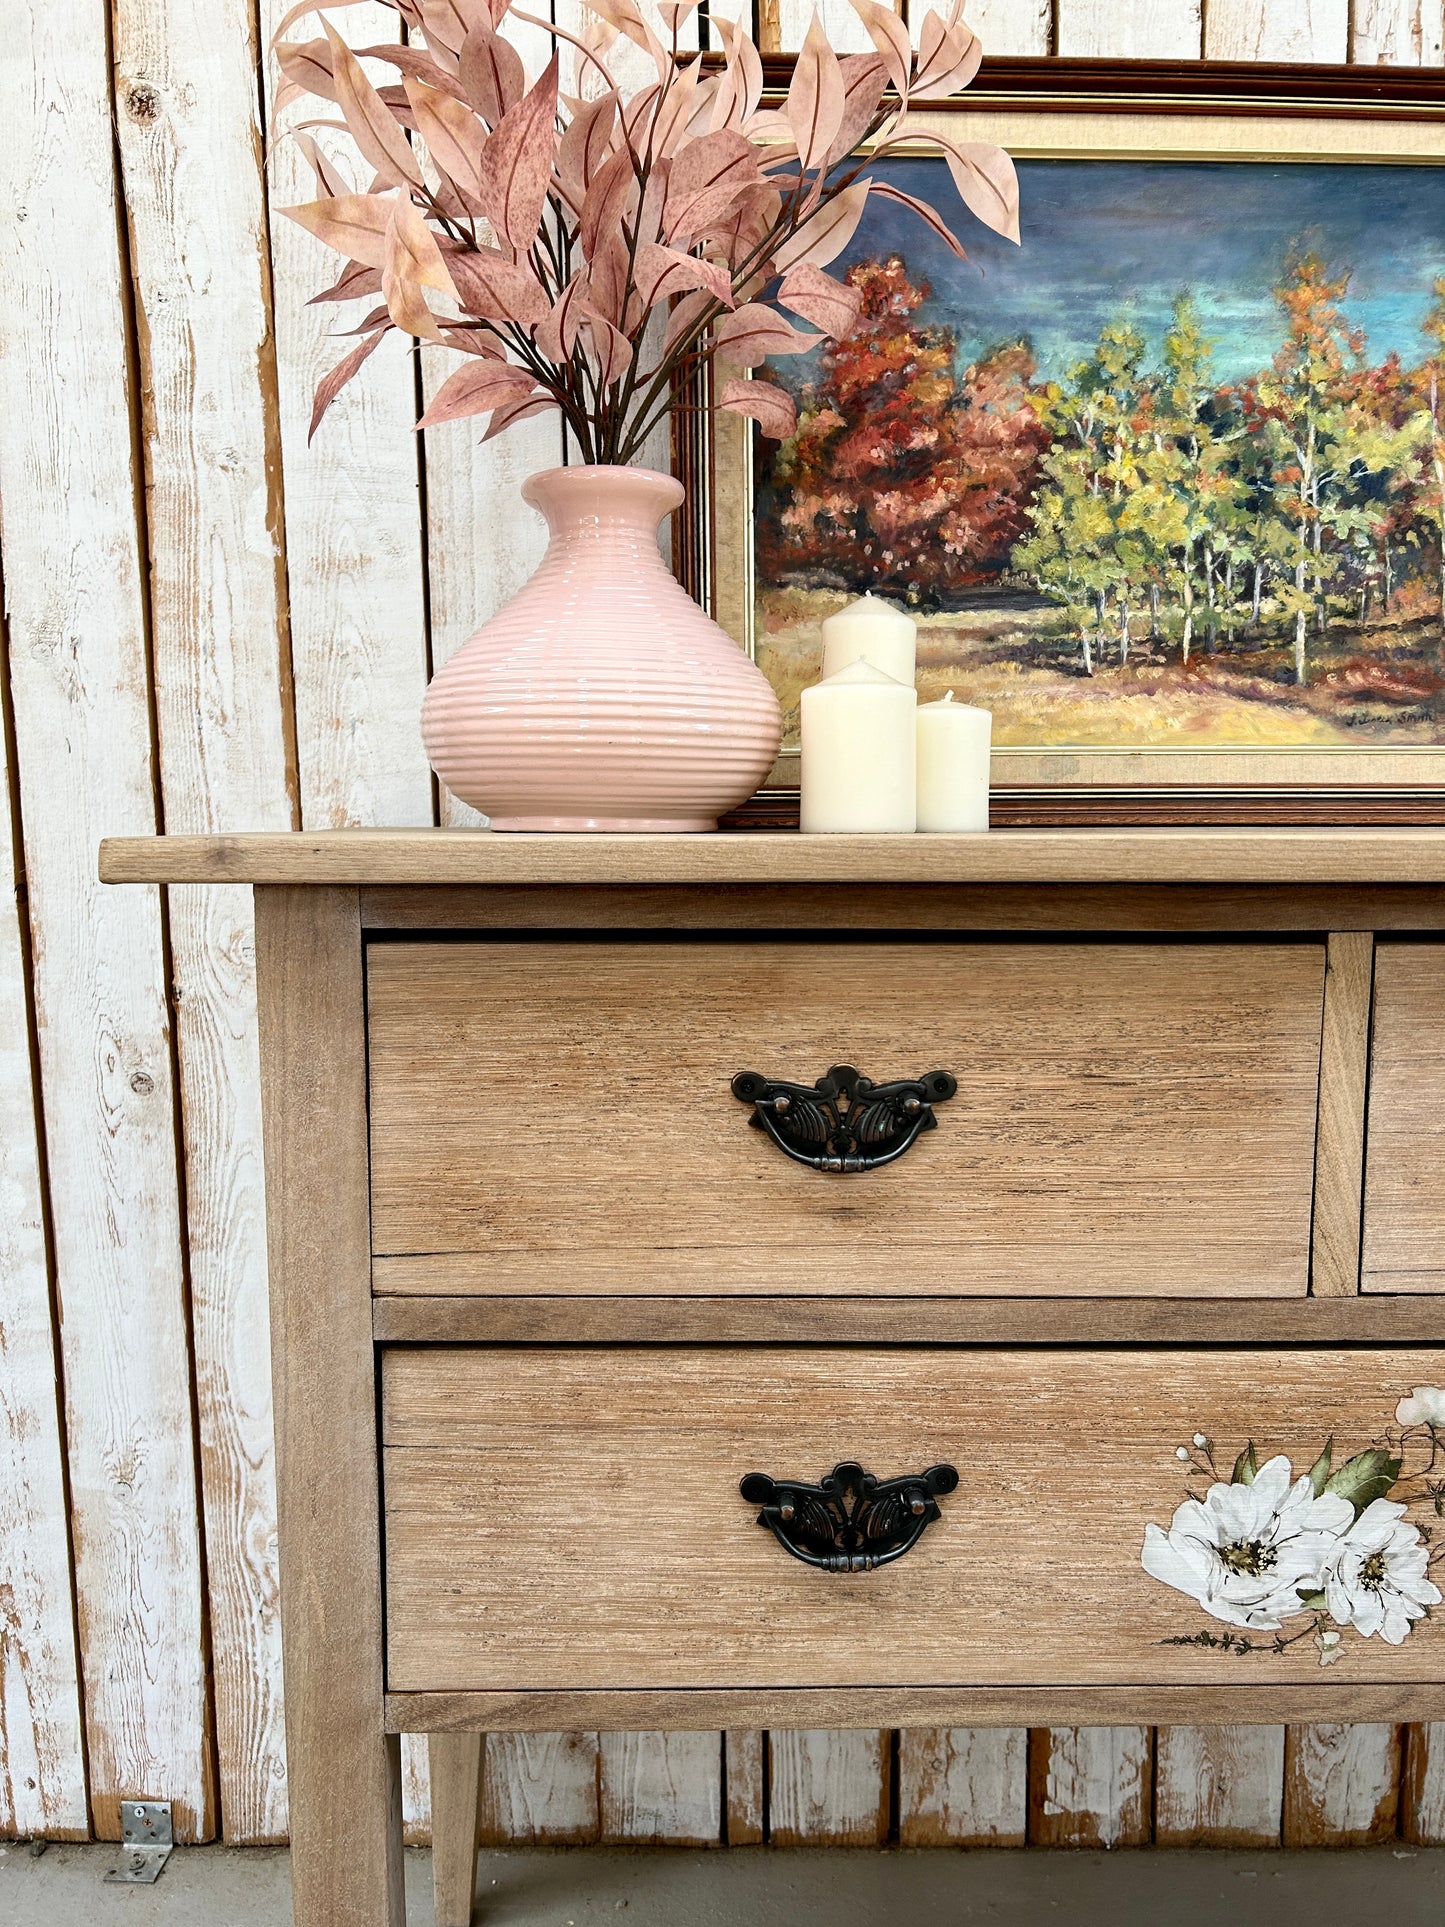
808;157;1445;383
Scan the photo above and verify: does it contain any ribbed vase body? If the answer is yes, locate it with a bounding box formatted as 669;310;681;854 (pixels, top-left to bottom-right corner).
420;465;783;830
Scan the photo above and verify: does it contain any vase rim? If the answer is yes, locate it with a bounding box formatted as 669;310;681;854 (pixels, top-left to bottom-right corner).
521;462;685;528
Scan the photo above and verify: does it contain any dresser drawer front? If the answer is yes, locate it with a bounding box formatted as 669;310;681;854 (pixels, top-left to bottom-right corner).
1364;942;1445;1293
382;1346;1445;1692
367;939;1324;1298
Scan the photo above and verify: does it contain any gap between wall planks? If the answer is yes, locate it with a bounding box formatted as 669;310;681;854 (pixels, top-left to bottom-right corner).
1;0;1443;1860
110;0;294;1844
0;0;212;1846
0;610;88;1839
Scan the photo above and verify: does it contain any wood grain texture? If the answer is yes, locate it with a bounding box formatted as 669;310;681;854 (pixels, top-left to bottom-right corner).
101;827;1445;888
394;1683;1445;1732
1363;944;1445;1291
255;887;403;1924
371;1294;1445;1345
1056;0;1201;58
724;1733;766;1845
110;0;293;1842
0;0;211;1843
899;1728;1027;1845
952;0;1050;56
367;940;1324;1299
258;0;432;831
1154;1727;1285;1846
382;1348;1445;1691
768;1731;888;1845
0;667;87;1839
1028;1729;1153;1848
428;1735;481;1927
1206;0;1349;60
1310;933;1374;1298
357;881;1445;935
1283;1723;1403;1844
1402;1724;1445;1842
479;1733;599;1846
600;1733;721;1844
1352;0;1444;63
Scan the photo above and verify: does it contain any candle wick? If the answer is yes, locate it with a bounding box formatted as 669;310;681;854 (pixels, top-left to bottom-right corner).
942;690;954;703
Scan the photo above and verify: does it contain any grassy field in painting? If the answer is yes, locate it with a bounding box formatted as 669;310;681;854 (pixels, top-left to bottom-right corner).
758;584;1445;751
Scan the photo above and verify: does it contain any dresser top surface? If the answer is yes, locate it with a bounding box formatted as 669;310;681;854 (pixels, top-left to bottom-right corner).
99;825;1445;887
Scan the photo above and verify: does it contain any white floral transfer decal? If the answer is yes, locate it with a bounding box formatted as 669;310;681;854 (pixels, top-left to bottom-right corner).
1142;1394;1445;1664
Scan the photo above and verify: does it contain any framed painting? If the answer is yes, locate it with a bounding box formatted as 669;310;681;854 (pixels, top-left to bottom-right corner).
692;60;1445;824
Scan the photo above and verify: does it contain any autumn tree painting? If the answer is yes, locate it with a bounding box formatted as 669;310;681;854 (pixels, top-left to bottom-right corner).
751;158;1445;749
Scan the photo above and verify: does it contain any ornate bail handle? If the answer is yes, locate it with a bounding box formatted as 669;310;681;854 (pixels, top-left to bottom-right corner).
731;1063;957;1173
740;1461;959;1573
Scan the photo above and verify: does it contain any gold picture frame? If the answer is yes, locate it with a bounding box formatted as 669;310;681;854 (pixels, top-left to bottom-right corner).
694;60;1445;824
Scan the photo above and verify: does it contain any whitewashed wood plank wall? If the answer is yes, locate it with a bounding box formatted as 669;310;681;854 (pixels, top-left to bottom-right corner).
0;0;1442;1852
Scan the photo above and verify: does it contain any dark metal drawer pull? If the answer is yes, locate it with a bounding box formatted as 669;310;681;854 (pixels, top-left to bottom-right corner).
740;1460;959;1572
730;1063;957;1173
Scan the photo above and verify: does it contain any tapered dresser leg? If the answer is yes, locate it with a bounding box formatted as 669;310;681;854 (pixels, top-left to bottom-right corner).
430;1734;484;1926
256;886;406;1927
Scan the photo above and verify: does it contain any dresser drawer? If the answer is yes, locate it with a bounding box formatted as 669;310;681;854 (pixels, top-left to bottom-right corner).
1364;943;1445;1293
382;1346;1445;1692
367;939;1325;1298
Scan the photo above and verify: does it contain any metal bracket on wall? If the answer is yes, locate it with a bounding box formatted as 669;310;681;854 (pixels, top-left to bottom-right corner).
103;1802;173;1884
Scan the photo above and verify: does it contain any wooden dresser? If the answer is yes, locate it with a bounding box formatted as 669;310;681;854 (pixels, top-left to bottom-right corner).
99;828;1445;1925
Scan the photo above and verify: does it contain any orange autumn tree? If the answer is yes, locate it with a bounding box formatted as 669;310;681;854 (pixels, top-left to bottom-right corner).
760;254;1049;601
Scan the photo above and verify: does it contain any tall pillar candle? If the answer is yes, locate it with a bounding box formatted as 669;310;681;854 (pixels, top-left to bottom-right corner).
800;659;916;834
820;594;917;686
916;690;991;832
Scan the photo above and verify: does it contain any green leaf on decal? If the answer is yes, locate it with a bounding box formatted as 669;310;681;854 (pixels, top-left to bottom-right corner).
1307;1437;1334;1496
1323;1449;1403;1516
1232;1442;1259;1485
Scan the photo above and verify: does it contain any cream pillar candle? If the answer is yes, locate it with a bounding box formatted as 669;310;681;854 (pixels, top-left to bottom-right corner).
916;690;991;832
800;659;916;834
820;593;917;686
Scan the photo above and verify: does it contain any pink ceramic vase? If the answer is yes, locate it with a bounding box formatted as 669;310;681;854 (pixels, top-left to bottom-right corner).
420;465;783;830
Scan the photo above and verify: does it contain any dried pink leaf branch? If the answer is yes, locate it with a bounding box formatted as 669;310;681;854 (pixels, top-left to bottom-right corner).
271;0;1019;461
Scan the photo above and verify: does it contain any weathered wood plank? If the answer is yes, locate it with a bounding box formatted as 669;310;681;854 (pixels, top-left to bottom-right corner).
1154;1727;1284;1846
0;666;88;1840
110;0;292;1844
1205;0;1349;60
768;1731;889;1846
778;0;872;54
1283;1723;1402;1845
0;0;211;1843
600;1733;721;1844
1057;0;1202;57
1402;1725;1445;1842
959;0;1051;55
724;1733;766;1845
259;0;432;831
479;1734;600;1846
1310;932;1373;1298
1352;0;1444;62
256;885;403;1923
899;1729;1027;1846
1028;1729;1153;1848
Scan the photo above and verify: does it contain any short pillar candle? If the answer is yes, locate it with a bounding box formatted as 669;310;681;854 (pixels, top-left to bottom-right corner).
916;690;991;832
820;594;917;687
800;659;917;834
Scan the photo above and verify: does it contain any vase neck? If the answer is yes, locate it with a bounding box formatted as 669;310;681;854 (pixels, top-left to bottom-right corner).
522;465;684;557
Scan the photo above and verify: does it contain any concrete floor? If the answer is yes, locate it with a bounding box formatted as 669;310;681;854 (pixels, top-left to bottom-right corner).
5;1842;1445;1926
